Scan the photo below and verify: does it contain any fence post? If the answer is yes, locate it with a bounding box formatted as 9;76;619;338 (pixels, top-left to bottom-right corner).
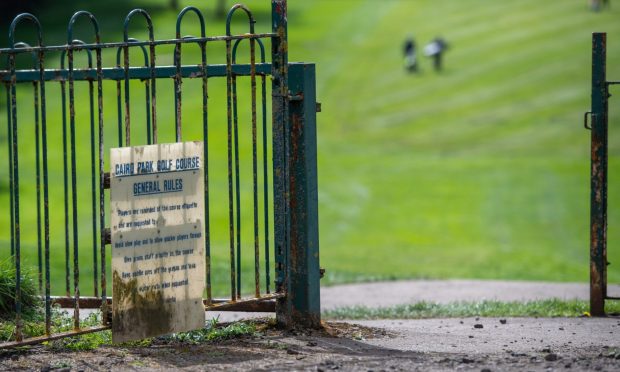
282;62;321;328
589;32;608;316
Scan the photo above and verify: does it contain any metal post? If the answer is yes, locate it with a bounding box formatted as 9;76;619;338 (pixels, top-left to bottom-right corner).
283;63;321;328
272;0;289;324
589;32;608;316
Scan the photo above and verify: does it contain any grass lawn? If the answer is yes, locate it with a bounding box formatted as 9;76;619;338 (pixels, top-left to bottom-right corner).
0;0;619;297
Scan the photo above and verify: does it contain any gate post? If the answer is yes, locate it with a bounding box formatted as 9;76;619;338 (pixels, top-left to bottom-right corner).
272;0;320;329
283;63;321;328
589;32;608;316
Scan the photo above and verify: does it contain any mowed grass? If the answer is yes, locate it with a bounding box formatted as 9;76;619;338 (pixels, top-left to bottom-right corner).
323;299;620;320
0;0;619;297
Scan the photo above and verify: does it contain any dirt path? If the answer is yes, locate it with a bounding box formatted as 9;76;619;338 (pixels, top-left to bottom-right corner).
2;318;619;371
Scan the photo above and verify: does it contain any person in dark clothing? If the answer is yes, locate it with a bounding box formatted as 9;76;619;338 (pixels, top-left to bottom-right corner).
403;35;418;73
424;37;448;72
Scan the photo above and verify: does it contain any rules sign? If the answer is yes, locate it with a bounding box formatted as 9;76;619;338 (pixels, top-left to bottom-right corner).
110;141;205;343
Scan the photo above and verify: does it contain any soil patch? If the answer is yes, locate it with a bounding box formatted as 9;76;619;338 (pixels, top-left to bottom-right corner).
1;318;619;371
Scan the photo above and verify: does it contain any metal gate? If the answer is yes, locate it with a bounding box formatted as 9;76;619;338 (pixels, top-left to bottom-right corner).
0;0;320;348
586;32;619;316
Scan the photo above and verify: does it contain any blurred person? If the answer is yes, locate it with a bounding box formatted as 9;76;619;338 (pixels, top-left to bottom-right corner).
403;35;418;73
591;0;601;11
424;37;449;72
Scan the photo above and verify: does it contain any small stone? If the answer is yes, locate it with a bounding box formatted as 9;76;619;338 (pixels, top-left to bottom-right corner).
461;358;475;364
307;341;318;347
481;369;492;372
474;324;484;329
286;348;300;355
469;335;474;338
564;363;572;368
545;353;559;361
542;348;551;353
559;327;564;331
499;319;507;325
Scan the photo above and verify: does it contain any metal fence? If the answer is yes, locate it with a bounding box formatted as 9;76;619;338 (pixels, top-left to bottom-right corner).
0;0;320;348
586;32;619;316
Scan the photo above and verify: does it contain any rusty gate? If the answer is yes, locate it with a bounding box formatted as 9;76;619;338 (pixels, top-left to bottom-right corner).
586;32;619;316
0;0;320;347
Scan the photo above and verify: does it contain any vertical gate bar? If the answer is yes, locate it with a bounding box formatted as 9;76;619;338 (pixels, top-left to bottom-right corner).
250;34;260;298
148;33;156;144
5;84;14;259
174;36;182;142
60;62;71;297
201;39;212;304
67;44;81;330
87;52;99;297
95;40;107;321
8;45;22;342
258;40;271;294
123;43;131;146
272;0;289;324
38;43;51;337
225;29;237;301
115;49;123;146
33;80;43;292
590;32;608;317
145;76;151;144
232;61;241;299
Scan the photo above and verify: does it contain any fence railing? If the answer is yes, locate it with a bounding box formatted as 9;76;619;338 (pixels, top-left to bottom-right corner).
0;0;320;348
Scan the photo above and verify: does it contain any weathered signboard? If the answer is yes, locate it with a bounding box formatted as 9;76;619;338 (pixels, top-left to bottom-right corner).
110;141;205;343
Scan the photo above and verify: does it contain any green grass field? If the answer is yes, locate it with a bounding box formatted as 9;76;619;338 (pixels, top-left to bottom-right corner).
0;0;619;297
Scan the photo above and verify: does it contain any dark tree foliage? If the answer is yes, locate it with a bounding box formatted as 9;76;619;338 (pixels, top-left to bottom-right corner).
0;0;47;24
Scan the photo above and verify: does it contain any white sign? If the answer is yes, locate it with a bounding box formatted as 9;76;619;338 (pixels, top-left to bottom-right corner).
110;141;205;343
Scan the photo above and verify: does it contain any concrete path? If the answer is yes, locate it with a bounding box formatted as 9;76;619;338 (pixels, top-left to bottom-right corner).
355;317;620;354
320;279;620;309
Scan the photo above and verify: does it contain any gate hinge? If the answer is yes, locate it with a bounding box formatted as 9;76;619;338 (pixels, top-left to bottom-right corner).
316;102;322;113
104;228;111;245
103;172;110;189
584;111;592;130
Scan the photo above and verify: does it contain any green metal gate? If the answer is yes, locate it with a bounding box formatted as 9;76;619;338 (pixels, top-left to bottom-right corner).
0;0;320;348
586;32;619;316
